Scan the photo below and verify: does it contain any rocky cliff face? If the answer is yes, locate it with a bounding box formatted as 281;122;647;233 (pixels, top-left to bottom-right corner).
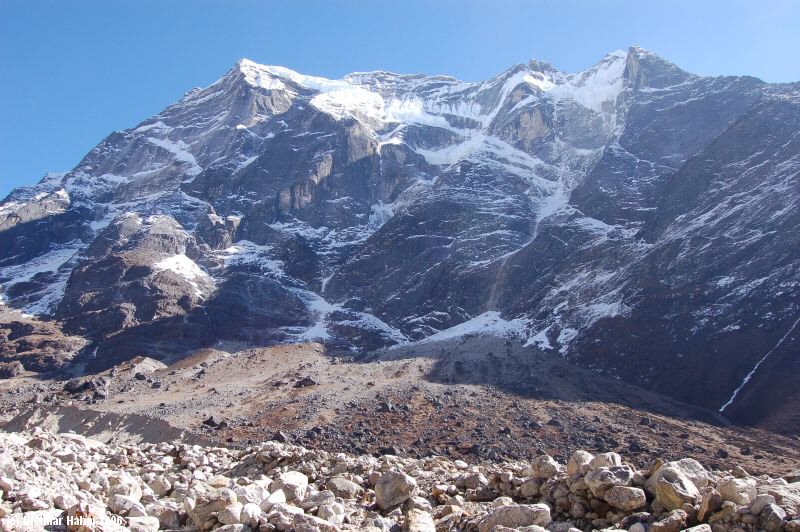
1;47;798;431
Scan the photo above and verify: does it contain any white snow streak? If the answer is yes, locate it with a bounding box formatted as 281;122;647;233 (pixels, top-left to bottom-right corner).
719;316;800;412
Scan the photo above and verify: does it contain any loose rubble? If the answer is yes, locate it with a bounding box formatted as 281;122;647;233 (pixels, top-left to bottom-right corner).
1;429;799;531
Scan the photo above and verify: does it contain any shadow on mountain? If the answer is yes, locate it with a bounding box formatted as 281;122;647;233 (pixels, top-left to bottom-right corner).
0;209;93;267
363;334;732;428
76;272;313;373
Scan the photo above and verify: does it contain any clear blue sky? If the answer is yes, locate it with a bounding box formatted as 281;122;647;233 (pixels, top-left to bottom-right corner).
2;0;799;197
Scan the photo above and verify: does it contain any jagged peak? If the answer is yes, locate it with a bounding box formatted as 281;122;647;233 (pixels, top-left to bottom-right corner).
624;46;693;90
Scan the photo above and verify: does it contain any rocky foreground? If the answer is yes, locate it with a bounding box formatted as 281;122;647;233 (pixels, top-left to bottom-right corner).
1;429;799;532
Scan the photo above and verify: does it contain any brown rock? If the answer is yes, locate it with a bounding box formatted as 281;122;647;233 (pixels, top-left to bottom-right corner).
698;488;723;522
655;466;700;510
651;509;688;532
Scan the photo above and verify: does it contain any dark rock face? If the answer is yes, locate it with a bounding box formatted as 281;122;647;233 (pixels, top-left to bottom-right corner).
0;311;87;373
1;48;798;431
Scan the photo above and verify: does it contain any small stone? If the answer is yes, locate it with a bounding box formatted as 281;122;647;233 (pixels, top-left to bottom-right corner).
590;452;622;469
186;489;237;531
698;488;723;522
326;476;364;499
751;493;777;515
645;458;709;495
463;472;490;489
260;488;286;512
732;466;749;478
109;494;146;516
292;513;339;532
477;503;552;532
240;503;262;526
299;490;335;511
784;519;800;532
147;476;172;497
718;477;757;506
604;486;647;511
531;455;562;479
273;471;309;501
761;503;787;532
375;470;417;509
585;465;634;497
404;508;436;532
566;450;594;476
294;376;318;388
318;502;345;525
651;509;688;532
684;525;712;532
0;361;24;378
127;516;161;532
218;502;243;525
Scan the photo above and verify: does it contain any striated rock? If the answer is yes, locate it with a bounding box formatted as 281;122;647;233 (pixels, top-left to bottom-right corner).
318;501;345;525
519;478;542;498
233;483;268;505
298;490;335;511
655;466;700;510
463;472;490;490
147;476;171;497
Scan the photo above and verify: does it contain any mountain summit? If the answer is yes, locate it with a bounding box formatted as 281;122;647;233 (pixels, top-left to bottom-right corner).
1;48;798;432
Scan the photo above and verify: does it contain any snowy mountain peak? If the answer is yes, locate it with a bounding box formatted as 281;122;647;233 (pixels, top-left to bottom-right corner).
3;47;797;432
